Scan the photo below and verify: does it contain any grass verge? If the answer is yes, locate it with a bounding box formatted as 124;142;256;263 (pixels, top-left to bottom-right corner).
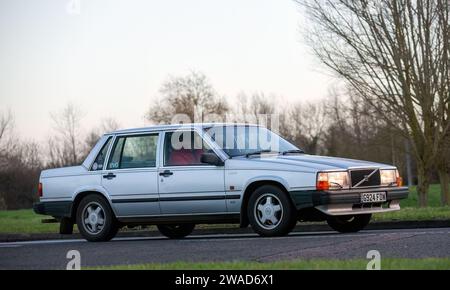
372;206;450;221
87;258;450;270
400;184;443;207
0;209;60;234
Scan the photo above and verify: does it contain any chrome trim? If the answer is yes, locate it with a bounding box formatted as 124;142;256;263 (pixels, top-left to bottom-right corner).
110;123;259;135
39;198;73;202
116;212;239;219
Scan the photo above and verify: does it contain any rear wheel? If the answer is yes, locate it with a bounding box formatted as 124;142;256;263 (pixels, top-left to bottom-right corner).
157;224;195;239
247;185;296;237
76;195;118;242
327;214;372;233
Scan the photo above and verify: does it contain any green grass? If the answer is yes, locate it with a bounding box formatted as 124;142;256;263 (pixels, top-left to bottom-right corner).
87;258;450;270
370;184;450;221
0;184;448;234
373;206;450;221
0;209;60;234
400;184;442;207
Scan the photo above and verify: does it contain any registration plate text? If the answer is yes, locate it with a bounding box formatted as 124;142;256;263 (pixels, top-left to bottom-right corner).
360;192;387;203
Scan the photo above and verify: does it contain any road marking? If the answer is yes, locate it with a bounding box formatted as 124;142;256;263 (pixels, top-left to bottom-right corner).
0;231;370;246
0;244;22;248
0;228;448;247
0;239;86;247
180;232;379;242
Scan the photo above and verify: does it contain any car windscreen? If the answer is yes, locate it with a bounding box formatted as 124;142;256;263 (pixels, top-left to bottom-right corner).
204;125;300;158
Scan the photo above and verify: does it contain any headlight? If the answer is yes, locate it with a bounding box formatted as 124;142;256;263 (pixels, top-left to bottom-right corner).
316;171;349;190
380;169;402;187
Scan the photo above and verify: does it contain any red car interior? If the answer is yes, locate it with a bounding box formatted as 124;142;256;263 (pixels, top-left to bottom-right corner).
167;149;204;166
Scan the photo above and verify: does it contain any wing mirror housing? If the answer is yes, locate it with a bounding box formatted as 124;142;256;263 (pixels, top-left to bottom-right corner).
200;153;224;166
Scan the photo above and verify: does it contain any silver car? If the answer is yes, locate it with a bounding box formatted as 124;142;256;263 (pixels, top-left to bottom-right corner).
34;123;409;241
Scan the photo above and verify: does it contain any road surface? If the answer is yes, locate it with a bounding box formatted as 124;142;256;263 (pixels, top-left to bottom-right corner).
0;228;449;269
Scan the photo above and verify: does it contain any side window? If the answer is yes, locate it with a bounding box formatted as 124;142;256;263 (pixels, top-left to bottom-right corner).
121;135;158;169
107;134;158;170
164;131;212;166
91;137;112;171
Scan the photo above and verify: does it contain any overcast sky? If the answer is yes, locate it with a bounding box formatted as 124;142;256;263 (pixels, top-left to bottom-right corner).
0;0;336;141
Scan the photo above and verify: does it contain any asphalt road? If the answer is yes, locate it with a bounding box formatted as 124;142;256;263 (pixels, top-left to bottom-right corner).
0;228;449;269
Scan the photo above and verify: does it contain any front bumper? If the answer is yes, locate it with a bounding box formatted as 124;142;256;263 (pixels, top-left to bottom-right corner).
290;186;409;216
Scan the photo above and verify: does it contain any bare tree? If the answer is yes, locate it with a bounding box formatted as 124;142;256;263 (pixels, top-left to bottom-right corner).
299;0;450;207
146;72;229;124
48;103;84;167
0;110;15;156
0;111;43;209
287;102;327;154
232;92;277;124
0;140;42;209
0;111;13;142
0;110;13;175
231;93;328;153
84;118;121;154
248;93;276;120
47;137;64;168
101;117;120;133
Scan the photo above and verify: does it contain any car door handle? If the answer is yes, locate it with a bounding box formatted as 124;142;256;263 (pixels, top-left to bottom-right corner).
103;173;116;180
159;170;173;177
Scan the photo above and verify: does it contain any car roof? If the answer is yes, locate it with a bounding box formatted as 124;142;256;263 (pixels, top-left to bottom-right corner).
107;123;260;135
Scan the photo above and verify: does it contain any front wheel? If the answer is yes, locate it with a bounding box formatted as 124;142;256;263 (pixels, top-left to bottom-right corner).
327;214;372;233
157;224;195;239
247;185;296;237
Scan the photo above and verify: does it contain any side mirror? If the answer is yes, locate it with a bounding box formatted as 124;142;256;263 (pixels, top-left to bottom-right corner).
200;153;224;166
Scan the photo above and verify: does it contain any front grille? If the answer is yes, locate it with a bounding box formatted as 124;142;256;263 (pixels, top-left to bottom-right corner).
350;169;381;188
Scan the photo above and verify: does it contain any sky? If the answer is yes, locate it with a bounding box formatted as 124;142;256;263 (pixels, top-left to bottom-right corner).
0;0;336;141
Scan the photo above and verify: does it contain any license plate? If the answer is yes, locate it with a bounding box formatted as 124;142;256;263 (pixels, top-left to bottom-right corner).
360;192;387;203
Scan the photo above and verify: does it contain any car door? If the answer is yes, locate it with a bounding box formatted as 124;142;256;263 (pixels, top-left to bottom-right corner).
158;129;227;215
102;132;161;217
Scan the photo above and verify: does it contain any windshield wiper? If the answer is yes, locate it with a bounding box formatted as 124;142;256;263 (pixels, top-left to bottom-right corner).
234;149;302;158
245;150;278;157
282;149;305;155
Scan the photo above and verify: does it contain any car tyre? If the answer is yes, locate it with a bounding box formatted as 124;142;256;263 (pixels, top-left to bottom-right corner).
157;224;195;239
247;185;296;237
76;195;118;242
326;214;372;233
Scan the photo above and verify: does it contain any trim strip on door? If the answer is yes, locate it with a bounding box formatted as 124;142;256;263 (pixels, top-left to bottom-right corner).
111;195;241;203
112;198;159;204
